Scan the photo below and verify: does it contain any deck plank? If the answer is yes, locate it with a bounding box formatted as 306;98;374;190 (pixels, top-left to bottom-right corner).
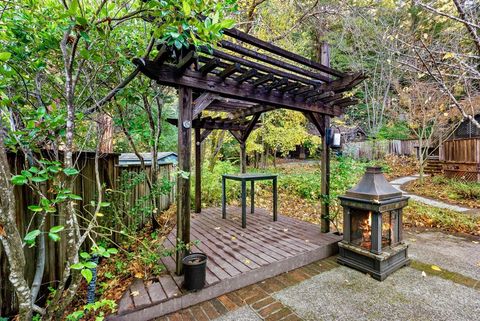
199;215;284;262
194;217;276;265
111;207;341;321
130;279;152;308
146;281;168;303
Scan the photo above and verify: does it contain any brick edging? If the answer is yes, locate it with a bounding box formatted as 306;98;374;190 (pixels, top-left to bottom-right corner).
155;257;340;321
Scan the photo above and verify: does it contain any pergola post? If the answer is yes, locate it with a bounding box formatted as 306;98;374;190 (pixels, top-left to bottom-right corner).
320;42;331;234
176;86;192;275
240;141;247;173
320;115;331;233
195;126;202;213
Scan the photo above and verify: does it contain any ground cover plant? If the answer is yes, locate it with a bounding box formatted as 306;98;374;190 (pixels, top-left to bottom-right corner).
197;155;419;232
404;201;480;236
197;155;479;236
405;176;480;209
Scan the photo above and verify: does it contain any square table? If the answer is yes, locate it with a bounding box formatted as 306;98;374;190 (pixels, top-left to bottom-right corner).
221;173;278;228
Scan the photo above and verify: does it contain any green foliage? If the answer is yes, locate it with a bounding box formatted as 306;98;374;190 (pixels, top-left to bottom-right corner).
199;157;372;207
376;121;412;140
66;299;117;321
72;246;118;283
153;0;238;49
245;110;321;159
106;170;174;232
431;176;480;201
405;201;480;235
195;160;239;206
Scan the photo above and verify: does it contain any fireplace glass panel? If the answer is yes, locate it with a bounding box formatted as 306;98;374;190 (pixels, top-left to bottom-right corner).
382;212;392;248
350;209;371;250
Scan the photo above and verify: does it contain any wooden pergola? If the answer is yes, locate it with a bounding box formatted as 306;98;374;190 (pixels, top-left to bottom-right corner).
133;27;365;275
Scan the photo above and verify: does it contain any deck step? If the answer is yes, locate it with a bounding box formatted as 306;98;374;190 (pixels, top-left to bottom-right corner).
108;207;340;321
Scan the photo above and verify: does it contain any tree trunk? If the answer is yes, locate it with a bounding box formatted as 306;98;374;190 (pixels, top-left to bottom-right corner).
418;137;424;184
98;113;114;153
0;135;32;320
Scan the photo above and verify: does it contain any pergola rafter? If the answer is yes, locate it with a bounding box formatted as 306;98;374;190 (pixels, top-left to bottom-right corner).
133;26;365;275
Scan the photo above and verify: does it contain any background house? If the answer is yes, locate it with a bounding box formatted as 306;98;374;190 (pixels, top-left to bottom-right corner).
119;152;178;167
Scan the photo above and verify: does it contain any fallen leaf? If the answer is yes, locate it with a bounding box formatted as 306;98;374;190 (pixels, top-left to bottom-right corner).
472;241;479;244
214;227;221;230
231;236;236;241
244;259;251;264
134;272;144;278
283;228;289;232
431;265;442;272
0;224;5;237
421;271;427;277
131;291;139;297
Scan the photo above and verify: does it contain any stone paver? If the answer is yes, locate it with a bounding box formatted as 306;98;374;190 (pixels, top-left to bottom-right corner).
272;266;480;321
213;306;261;321
390;175;471;212
406;230;480;280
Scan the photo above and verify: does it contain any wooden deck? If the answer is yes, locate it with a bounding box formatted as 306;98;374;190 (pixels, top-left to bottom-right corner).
110;207;341;321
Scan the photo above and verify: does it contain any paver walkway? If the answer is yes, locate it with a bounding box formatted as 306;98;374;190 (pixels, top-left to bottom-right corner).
390;175;472;212
153;230;480;321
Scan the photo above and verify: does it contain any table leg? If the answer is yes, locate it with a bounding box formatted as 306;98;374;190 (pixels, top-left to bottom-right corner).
273;177;278;221
250;180;254;214
241;180;247;228
222;176;226;219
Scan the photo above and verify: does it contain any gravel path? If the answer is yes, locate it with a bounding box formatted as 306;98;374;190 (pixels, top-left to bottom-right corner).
390;175;472;212
406;230;480;279
212;231;480;321
272;266;480;321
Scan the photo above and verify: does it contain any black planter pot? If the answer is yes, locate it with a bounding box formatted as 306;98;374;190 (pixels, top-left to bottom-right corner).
182;253;207;291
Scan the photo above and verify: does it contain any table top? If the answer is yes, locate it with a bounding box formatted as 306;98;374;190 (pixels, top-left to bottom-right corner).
222;173;278;181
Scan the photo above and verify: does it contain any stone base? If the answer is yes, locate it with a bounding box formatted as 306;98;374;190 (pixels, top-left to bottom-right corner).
337;241;410;281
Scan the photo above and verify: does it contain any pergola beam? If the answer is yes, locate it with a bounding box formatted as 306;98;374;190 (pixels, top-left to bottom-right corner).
167;118;261;131
192;92;216;118
230;105;275;119
223;28;345;78
242;112;262;141
133;62;344;116
199;47;321;86
220;40;331;82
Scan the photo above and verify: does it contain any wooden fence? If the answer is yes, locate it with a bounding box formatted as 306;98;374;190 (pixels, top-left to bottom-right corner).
0;152;175;317
440;138;480;182
342;139;418;160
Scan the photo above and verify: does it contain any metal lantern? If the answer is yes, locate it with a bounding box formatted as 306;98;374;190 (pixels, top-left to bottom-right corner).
327;127;342;149
337;166;410;281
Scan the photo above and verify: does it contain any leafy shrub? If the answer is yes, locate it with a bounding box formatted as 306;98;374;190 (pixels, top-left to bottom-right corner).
404;201;480;235
430;175;480;200
377;121;412;140
195;160;240;206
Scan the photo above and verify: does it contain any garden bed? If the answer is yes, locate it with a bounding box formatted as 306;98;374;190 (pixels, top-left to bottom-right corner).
404;176;480;209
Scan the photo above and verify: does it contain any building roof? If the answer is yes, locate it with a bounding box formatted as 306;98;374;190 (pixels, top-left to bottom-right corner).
119;152;178;166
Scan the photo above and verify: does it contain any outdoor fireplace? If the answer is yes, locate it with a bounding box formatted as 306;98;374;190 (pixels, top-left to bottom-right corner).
337;167;410;280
